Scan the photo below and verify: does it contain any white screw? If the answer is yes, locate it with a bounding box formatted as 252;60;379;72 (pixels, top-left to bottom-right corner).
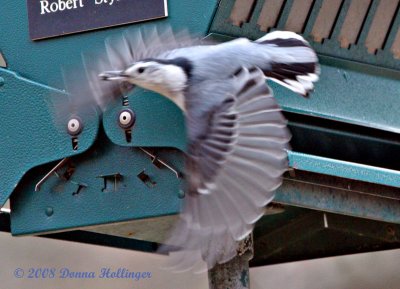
67;118;82;135
118;109;135;129
119;111;131;126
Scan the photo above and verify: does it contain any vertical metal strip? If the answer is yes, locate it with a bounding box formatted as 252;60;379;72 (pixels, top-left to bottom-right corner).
391;28;400;59
338;0;372;48
284;0;315;33
257;0;286;32
365;0;400;54
229;0;256;26
310;0;344;43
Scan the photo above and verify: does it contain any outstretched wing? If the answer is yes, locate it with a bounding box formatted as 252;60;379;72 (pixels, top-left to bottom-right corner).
160;67;291;271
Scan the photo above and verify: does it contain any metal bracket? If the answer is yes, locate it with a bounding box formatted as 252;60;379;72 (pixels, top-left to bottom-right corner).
97;173;123;192
71;181;88;196
137;170;157;188
10;134;183;236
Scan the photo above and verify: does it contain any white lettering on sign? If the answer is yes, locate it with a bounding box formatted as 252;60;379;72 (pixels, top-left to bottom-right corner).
29;0;168;40
40;0;84;15
40;0;120;14
95;0;119;6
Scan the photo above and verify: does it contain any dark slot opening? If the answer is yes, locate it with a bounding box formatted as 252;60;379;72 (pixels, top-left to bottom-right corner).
72;137;78;150
283;112;400;171
125;129;132;143
137;171;156;188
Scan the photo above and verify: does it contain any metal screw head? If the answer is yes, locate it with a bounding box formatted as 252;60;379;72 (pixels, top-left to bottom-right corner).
178;190;185;199
118;109;135;129
45;207;54;217
67;117;83;136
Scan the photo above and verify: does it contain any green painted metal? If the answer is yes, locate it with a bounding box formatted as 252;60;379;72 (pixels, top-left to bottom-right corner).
3;0;400;241
0;68;99;206
275;170;400;223
10;130;184;236
103;88;186;151
288;151;400;188
0;0;217;232
12;148;400;234
274;57;400;134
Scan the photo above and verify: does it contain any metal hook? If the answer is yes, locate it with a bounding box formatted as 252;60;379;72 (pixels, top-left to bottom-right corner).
139;147;181;179
35;158;69;191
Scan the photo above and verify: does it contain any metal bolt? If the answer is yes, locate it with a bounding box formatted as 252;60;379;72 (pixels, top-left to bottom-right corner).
67;117;83;136
178;190;185;199
118;109;135;129
45;207;54;217
0;77;4;87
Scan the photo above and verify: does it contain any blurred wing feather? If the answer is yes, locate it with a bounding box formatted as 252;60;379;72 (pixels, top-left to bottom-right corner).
160;67;291;270
56;24;210;117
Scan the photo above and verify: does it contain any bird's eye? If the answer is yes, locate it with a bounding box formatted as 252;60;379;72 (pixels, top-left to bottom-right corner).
137;67;145;74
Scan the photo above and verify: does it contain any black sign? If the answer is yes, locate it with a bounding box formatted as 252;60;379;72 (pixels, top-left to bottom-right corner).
27;0;168;40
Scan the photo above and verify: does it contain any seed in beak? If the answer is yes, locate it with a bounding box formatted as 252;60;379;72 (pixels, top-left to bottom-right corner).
99;71;128;81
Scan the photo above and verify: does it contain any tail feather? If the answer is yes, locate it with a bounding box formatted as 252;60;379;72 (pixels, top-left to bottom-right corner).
256;31;320;97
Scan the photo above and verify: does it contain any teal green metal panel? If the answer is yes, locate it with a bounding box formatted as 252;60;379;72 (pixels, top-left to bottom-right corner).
274;177;400;224
11;148;399;235
273;57;400;134
103;88;187;151
4;0;400;236
0;68;99;206
288;151;400;188
10;130;184;236
2;0;216;234
0;0;215;205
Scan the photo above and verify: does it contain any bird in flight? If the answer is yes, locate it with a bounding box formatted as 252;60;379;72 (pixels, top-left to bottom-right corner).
76;25;319;271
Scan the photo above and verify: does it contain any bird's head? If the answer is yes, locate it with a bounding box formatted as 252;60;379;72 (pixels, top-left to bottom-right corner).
99;57;193;111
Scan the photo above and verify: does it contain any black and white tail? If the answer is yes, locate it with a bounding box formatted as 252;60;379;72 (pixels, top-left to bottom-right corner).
256;31;320;97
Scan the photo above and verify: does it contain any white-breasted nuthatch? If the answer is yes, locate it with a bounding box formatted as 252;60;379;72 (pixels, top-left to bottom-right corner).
84;25;319;271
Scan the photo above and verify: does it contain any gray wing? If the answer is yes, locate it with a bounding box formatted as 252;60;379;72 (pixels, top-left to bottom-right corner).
160;67;291;271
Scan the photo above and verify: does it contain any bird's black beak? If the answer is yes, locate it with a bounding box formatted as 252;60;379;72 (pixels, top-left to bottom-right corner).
99;70;130;81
